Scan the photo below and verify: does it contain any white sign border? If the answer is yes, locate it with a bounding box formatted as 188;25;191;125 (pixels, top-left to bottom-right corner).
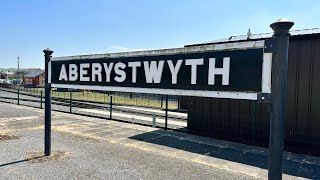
51;40;265;61
49;40;271;100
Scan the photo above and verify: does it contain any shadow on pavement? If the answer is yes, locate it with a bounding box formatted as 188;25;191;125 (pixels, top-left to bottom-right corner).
129;129;320;179
0;159;29;168
0;156;44;168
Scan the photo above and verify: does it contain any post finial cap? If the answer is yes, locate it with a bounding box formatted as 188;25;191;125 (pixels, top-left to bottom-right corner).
270;18;294;31
43;48;54;55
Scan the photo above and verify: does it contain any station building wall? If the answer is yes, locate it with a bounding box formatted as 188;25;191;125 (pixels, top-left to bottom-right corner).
183;34;320;156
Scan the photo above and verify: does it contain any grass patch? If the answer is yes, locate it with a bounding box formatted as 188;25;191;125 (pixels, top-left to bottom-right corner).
26;150;69;163
0;134;20;141
15;88;178;109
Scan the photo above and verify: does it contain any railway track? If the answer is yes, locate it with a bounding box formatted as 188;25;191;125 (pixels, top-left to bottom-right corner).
52;97;187;122
0;88;187;122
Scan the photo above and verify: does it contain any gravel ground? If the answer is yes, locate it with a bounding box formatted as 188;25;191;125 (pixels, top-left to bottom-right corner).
0;102;252;180
1;102;320;179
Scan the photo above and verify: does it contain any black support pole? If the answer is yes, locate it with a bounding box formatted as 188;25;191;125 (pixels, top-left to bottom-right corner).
69;92;72;113
161;94;163;108
43;48;53;156
40;90;43;109
165;95;168;130
268;18;294;180
110;96;113;119
17;89;20;105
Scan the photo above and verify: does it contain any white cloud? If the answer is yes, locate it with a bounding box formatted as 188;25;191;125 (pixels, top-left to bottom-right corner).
108;45;144;53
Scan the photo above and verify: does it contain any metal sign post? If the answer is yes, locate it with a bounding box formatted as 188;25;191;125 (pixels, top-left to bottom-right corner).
268;19;294;180
42;19;294;178
44;48;53;156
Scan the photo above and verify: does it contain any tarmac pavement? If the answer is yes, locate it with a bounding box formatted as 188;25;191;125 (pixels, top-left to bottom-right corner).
1;102;320;180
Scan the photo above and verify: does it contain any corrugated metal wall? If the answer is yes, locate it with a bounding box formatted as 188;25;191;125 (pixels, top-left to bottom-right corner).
185;35;320;156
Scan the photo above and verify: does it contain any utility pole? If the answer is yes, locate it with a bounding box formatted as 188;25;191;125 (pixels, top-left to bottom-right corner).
17;56;21;82
17;56;20;73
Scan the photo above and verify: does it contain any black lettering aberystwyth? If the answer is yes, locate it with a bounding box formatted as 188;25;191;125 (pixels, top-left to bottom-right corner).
50;49;263;92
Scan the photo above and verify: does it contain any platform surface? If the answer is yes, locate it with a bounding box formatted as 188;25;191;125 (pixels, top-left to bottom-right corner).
1;102;319;180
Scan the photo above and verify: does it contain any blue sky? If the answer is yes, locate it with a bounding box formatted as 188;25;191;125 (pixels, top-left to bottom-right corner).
1;0;320;68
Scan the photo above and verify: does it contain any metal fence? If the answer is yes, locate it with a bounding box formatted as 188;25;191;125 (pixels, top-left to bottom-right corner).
0;85;187;132
0;84;181;109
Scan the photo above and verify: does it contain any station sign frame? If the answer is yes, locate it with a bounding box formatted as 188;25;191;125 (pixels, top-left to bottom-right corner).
49;40;272;100
43;18;294;180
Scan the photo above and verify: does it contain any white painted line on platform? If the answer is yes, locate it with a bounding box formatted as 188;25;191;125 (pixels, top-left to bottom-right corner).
115;105;187;118
77;109;187;127
14;116;41;120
